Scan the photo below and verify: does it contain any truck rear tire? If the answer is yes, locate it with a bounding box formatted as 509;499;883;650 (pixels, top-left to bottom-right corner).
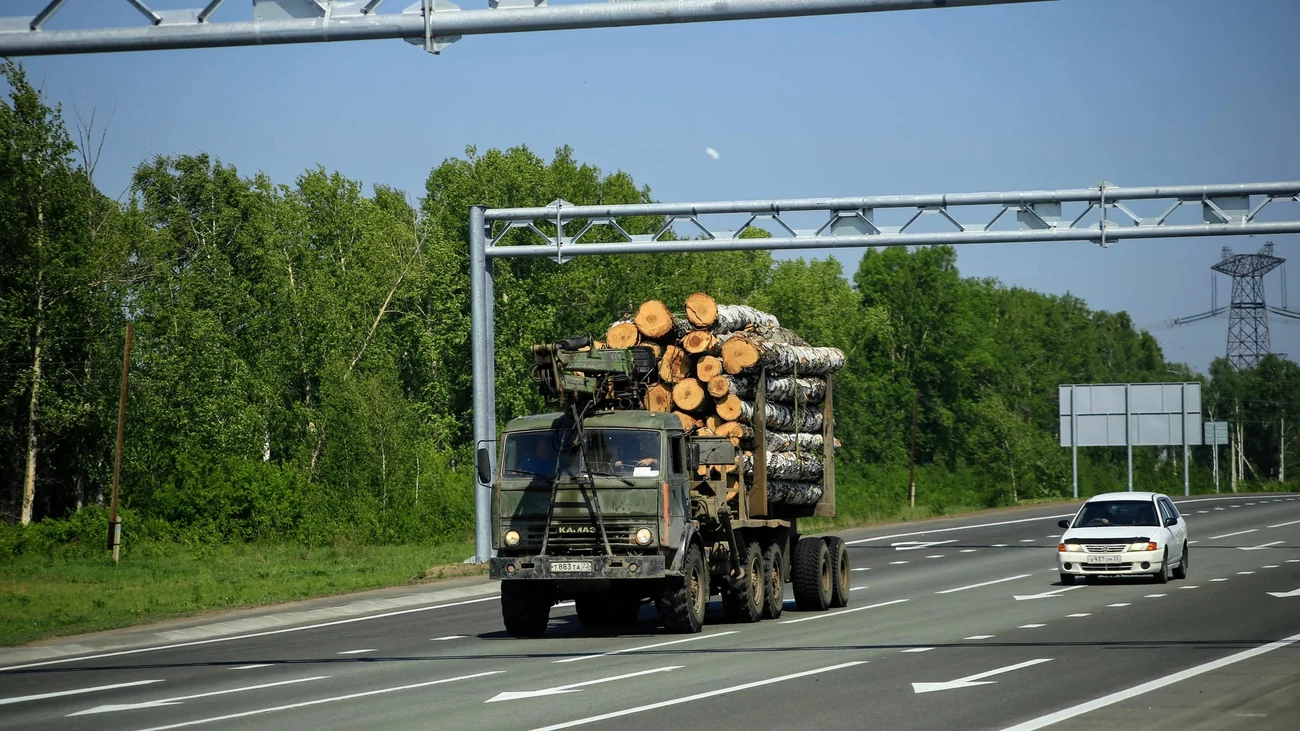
722;540;764;623
792;537;832;612
656;543;707;633
501;582;552;638
825;536;851;608
761;542;785;620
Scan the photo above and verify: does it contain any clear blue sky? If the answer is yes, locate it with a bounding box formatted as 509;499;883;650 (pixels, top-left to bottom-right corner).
11;0;1300;373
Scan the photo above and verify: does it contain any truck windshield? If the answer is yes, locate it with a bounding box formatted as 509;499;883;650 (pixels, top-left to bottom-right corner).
501;429;661;479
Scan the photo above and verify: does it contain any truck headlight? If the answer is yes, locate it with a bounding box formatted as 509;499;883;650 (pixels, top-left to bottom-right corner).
634;527;653;546
504;529;521;547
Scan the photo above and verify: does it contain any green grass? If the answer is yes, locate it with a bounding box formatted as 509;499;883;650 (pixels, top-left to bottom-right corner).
0;541;480;648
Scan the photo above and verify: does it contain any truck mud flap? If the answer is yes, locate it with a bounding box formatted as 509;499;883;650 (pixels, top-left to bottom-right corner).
491;554;667;580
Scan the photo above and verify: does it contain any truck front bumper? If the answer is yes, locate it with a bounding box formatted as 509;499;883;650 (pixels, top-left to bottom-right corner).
490;554;667;580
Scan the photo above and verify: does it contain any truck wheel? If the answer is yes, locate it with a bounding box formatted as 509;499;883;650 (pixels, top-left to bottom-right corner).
722;541;764;623
501;582;551;638
825;536;851;608
761;542;785;620
792;537;833;611
575;595;614;628
656;543;707;633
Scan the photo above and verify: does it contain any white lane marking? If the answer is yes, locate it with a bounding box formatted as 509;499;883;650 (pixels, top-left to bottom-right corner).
936;574;1033;595
1067;613;1091;618
553;631;738;664
68;676;330;716
1209;529;1258;540
487;666;680;703
1215;507;1225;511
555;601;576;608
892;540;958;551
850;586;868;591
1107;603;1131;607
852;567;871;572
432;635;465;641
912;658;1051;694
890;561;910;565
992;544;1008;547
1189;540;1199;544
1238;571;1256;575
1247;502;1256;505
529;661;867;731
230;665;272;671
337;649;375;655
1289;559;1300;563
1230;505;1241;508
1196;511;1208;514
0;679;164;707
1014;586;1084;601
1002;632;1300;730
0;595;499;672
1264;565;1280;569
926;555;945;559
780;598;909;625
1268;519;1300;528
846;516;1072;545
1242;541;1286;551
1210;578;1230;582
965;635;995;640
902;647;934;653
1180;586;1200;590
133;671;502;731
1145;594;1167;598
1018;624;1046;629
960;549;978;553
1267;588;1300;598
1019;539;1036;543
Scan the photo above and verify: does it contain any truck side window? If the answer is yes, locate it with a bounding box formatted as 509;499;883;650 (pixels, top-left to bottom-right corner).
669;436;683;474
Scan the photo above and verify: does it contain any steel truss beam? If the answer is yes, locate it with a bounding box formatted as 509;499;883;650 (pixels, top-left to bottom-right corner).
0;0;1053;57
467;180;1300;561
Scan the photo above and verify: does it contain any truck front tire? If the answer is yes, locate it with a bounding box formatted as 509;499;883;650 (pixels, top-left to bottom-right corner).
501;582;552;638
761;542;785;619
792;537;833;611
656;542;707;633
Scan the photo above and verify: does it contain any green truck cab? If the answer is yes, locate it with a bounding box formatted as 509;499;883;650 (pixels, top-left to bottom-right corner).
478;337;849;637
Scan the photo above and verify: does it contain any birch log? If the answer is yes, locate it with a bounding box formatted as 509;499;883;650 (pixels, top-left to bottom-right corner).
765;480;825;505
742;451;824;481
765;431;827;452
713;304;779;333
737;399;825;433
721;334;846;376
724;374;827;404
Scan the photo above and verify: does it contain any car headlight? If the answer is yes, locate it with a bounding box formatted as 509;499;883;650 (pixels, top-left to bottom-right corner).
634;527;653;546
504;529;521;547
1128;541;1157;552
1058;543;1083;552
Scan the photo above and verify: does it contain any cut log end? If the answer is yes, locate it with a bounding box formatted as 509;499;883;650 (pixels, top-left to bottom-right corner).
634;300;674;339
685;292;718;328
647;384;674;413
707;375;732;399
672;411;698;432
696;355;723;382
671;378;708;412
715;394;743;422
605;322;640;349
721;337;760;375
659;345;688;384
681;330;719;355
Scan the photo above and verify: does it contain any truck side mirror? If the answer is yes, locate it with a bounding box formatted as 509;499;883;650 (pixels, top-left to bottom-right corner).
476;447;492;485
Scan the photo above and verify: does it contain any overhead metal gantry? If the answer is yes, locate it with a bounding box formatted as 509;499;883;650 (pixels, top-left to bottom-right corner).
468;180;1300;561
0;0;1053;56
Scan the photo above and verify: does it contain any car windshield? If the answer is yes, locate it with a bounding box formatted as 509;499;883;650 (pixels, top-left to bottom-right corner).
501;428;661;480
1072;500;1160;528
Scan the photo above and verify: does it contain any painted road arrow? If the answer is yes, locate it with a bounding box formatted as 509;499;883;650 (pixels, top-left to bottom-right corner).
1240;541;1287;551
1014;586;1085;601
912;658;1052;694
1267;588;1300;598
486;666;681;703
68;676;329;716
892;540;958;551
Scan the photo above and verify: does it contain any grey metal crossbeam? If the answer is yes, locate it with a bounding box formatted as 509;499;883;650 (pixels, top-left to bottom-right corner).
0;0;1053;57
466;179;1300;561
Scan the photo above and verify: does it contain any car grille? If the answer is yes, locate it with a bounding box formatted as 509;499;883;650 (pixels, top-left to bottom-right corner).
1084;544;1127;553
544;523;640;555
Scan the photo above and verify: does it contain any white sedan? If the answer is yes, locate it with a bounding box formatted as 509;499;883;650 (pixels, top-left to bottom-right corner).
1057;491;1189;584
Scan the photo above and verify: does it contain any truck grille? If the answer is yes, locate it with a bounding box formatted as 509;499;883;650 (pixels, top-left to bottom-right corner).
545;523;640;555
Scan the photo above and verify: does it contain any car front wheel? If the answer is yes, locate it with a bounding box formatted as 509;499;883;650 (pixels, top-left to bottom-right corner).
1172;543;1188;580
1154;549;1171;584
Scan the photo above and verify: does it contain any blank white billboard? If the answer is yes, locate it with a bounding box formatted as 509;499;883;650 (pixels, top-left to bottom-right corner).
1059;383;1202;448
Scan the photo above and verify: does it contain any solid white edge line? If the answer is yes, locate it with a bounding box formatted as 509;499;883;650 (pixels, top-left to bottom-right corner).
780;599;909;624
1001;631;1300;730
0;595;499;672
553;631;738;664
936;574;1033;595
1208;529;1258;540
528;661;867;731
133;671;504;731
0;679;164;706
230;664;272;671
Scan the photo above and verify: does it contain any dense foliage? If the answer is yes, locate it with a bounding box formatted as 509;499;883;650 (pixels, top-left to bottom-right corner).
2;63;1293;553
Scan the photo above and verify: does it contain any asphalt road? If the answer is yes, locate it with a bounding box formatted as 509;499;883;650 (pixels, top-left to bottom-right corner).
3;493;1299;731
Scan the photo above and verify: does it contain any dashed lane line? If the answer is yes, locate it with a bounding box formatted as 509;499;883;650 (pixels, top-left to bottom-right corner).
965;635;995;640
1018;624;1046;629
780;599;909;625
1067;613;1091;618
432;636;465;641
1269;519;1300;528
935;574;1033;595
1210;578;1229;582
1209;529;1258;540
1238;571;1256;575
1145;594;1167;598
230;664;272;671
337;649;375;655
553;631;738;664
902;647;934;653
1107;603;1131;607
891;561;910;565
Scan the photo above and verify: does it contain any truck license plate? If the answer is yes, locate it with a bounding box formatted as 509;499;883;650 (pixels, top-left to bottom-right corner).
551;561;593;573
1086;555;1122;564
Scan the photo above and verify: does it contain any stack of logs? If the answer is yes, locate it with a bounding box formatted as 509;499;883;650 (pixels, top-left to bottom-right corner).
604;294;845;506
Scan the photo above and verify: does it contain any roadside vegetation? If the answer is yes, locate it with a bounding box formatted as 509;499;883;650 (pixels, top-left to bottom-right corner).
4;62;1298;646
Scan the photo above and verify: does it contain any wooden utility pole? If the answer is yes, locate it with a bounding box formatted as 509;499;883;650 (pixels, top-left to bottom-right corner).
908;389;919;509
108;323;133;563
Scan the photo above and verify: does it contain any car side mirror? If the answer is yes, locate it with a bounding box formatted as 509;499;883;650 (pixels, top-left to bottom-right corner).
1058;519;1070;529
476;446;493;485
1166;516;1179;526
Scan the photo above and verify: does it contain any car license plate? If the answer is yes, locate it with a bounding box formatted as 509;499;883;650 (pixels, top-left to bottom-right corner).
551;561;593;573
1086;555;1122;564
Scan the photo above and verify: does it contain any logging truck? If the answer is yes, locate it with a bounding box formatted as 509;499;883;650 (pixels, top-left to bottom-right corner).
479;334;849;636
